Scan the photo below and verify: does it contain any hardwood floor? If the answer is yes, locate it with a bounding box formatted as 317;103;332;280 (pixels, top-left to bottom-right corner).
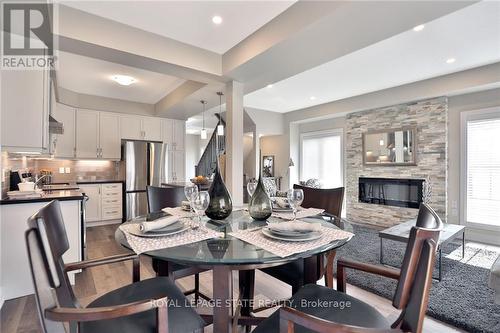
1;224;465;333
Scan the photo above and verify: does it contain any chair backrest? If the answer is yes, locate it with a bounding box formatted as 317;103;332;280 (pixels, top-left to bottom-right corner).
25;200;78;333
293;184;344;217
392;203;442;333
146;185;185;213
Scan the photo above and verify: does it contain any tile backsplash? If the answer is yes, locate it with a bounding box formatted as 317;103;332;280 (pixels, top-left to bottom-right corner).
1;152;124;185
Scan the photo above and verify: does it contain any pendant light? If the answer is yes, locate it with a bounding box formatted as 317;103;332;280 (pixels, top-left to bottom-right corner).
216;91;224;136
200;100;207;139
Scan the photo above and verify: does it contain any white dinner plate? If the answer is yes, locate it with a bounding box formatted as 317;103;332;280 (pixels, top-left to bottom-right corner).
127;222;190;238
262;227;322;242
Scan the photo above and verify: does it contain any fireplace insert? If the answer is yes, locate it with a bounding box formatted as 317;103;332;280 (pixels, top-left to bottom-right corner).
358;177;424;209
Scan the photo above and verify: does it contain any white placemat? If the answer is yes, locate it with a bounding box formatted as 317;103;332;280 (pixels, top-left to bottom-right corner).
162;207;196;218
229;225;353;258
272;207;324;220
120;219;222;254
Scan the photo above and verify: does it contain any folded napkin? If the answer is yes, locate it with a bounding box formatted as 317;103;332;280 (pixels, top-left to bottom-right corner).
140;216;179;232
272;207;324;220
162;207;196;218
268;221;321;233
274;197;290;208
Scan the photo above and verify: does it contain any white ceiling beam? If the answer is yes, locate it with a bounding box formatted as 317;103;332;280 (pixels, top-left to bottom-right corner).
155;81;207;118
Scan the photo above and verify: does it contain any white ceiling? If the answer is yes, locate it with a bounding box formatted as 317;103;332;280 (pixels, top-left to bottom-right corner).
60;0;295;54
57;51;185;103
244;1;500;113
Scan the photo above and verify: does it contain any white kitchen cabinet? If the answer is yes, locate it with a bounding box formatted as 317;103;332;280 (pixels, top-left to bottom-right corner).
142;116;162;141
162;118;185;150
173;120;186;150
1;57;50;153
120;115;142;140
52;103;76;158
76;109;100;159
169;150;185;181
80;183;122;225
99;113;121;159
79;184;101;222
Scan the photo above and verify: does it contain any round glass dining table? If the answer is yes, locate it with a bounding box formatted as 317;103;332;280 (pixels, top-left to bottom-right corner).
115;210;353;333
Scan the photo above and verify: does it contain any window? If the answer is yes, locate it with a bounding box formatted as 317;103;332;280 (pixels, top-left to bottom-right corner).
463;109;500;228
300;129;343;188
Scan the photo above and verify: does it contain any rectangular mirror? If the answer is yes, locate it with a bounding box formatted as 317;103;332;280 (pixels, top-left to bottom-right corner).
363;128;416;165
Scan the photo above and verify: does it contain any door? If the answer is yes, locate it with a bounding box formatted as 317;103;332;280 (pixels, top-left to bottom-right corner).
125;141;148;191
79;184;101;222
76;109;99;158
142;116;162;141
126;192;148;220
120;115;142;140
149;142;167;187
99;113;121;159
173;120;185;150
53;103;75;158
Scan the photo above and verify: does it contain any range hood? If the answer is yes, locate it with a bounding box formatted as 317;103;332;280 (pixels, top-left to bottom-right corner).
49;115;64;134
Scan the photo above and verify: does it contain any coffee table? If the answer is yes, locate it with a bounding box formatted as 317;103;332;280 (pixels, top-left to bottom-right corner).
379;219;465;281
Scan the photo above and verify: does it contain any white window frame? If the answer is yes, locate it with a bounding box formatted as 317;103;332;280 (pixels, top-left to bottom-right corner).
460;106;500;232
299;128;345;188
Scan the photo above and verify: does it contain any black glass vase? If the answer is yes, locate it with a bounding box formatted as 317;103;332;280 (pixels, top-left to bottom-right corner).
205;159;233;221
248;167;272;221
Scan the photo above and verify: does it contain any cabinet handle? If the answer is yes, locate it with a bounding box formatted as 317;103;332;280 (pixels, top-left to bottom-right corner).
97;148;99;158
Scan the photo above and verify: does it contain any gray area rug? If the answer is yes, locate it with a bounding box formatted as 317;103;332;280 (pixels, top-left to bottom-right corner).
335;224;500;333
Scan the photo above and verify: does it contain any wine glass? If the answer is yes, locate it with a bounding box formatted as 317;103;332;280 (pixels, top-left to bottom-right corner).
184;183;198;214
247;179;257;197
287;189;304;221
192;191;210;223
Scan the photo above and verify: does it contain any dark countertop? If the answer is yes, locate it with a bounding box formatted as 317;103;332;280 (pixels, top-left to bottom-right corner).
76;180;124;185
0;190;85;205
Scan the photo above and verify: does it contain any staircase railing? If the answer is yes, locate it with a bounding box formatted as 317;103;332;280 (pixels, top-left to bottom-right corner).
195;114;225;177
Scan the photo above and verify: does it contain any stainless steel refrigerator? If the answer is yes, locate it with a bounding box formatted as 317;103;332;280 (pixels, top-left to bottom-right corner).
123;140;168;220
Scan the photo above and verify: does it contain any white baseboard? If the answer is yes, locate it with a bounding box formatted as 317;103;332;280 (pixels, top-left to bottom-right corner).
86;219;121;228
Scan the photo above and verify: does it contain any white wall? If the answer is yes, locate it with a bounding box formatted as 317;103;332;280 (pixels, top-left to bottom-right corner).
185;134;200;179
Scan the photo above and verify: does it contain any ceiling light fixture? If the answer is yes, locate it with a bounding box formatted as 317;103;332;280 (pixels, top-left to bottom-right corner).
446;58;456;64
310;96;316;100
111;75;136;86
216;92;224;136
212;15;222;25
413;24;425;32
267;84;273;88
200;100;207;140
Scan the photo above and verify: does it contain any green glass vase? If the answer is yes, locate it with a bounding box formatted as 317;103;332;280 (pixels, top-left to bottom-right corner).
248;166;272;221
205;158;233;220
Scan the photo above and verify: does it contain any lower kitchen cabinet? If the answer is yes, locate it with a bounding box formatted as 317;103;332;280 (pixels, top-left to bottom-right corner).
80;183;123;226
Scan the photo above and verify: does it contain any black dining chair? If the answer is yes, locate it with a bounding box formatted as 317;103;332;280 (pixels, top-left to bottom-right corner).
146;186;210;302
259;185;345;294
252;203;442;333
25;200;205;333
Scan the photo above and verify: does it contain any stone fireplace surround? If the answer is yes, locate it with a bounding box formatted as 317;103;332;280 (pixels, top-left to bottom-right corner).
346;97;447;227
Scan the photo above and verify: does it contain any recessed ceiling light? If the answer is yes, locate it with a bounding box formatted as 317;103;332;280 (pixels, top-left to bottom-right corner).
111;75;136;86
267;84;273;88
446;58;456;64
413;24;425;32
310;96;316;100
212;16;222;25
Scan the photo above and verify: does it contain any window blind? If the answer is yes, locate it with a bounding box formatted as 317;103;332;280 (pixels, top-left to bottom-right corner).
301;133;342;188
466;117;500;226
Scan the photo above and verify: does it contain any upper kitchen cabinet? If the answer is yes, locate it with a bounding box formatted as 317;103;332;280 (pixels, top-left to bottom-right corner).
142;116;162;141
120;115;142;140
52;103;76;158
120;115;162;142
75;109;100;158
1;59;51;153
162;118;185;150
99;113;121;159
76;109;120;160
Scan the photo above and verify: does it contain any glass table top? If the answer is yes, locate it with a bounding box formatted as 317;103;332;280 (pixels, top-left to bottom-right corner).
115;210;353;267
